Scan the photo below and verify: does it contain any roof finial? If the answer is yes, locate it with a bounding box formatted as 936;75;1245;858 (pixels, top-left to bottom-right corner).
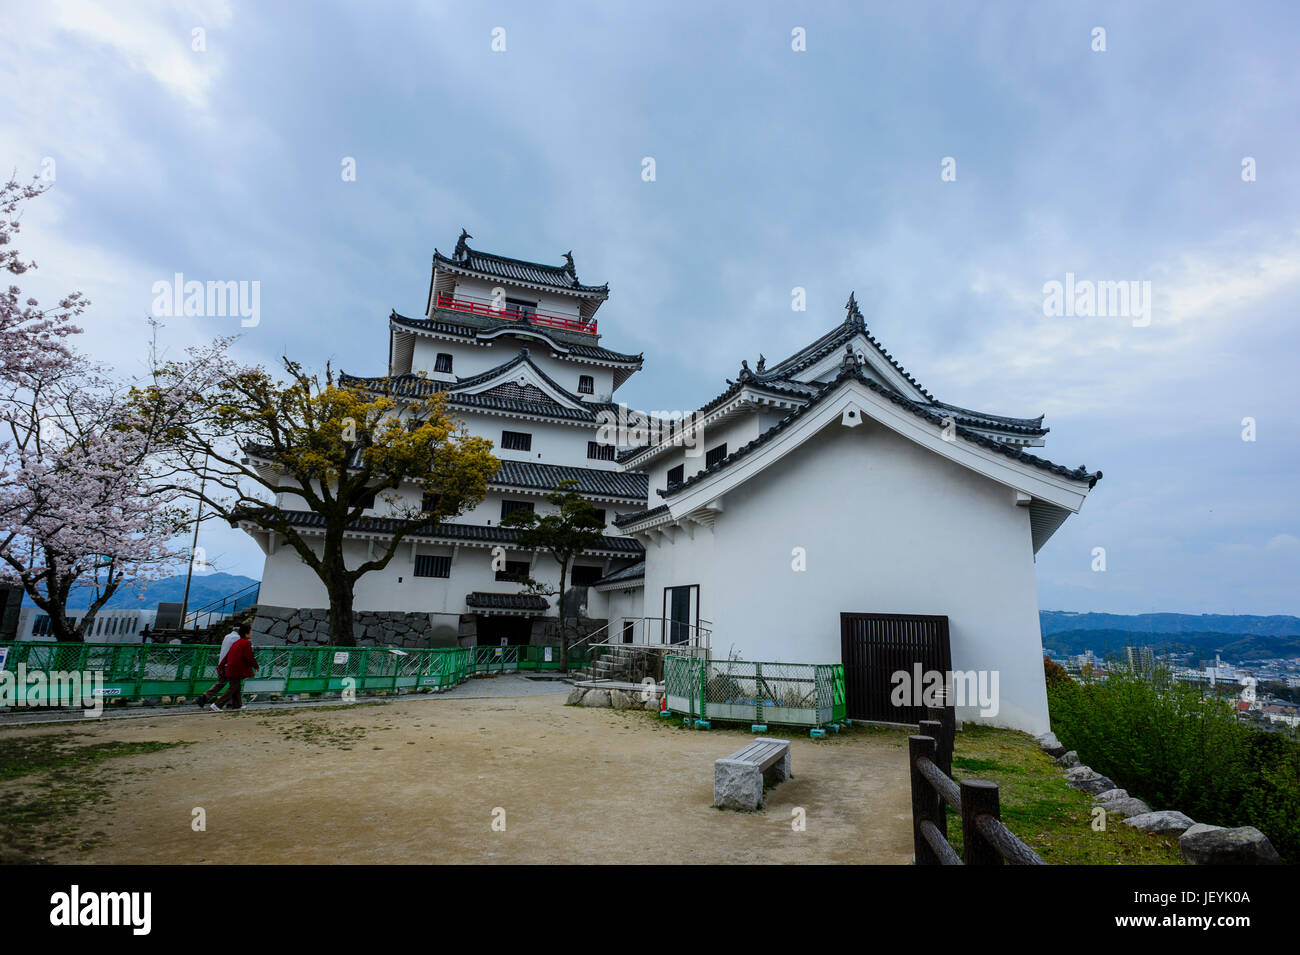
455;229;472;260
738;358;753;382
756;353;766;374
562;250;576;276
845;291;864;327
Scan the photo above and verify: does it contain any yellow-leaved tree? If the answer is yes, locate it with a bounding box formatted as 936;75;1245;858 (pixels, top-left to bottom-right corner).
139;347;498;645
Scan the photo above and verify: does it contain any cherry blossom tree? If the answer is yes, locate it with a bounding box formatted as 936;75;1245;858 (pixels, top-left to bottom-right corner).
0;175;188;641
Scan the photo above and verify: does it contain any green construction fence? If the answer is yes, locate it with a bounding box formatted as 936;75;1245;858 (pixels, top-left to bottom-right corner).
663;654;847;727
0;640;596;707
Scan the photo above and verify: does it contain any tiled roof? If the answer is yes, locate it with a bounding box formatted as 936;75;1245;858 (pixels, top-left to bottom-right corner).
932;401;1048;436
390;310;642;365
466;592;550;611
615;378;813;463
766;297;935;401
233;508;645;555
613;504;669;528
657;365;1102;499
593;560;645;587
490;460;648;500
433;234;608;295
339;368;621;424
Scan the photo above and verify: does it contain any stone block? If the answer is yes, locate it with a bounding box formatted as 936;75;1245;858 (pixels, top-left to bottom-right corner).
713;759;764;811
1179;825;1282;865
1123;810;1196;835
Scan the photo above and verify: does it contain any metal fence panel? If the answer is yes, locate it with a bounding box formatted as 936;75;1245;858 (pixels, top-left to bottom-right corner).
664;655;845;727
0;642;474;705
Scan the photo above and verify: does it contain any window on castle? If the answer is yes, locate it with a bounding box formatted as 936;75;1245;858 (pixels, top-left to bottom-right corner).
705;443;728;468
501;500;535;521
587;441;615;461
434;353;453;373
496;560;532;583
571;565;603;588
578;375;594;394
592;509;607;525
666;464;684;489
505;297;537;320
421;492;452;516
414;555;451;578
355;489;376;509
501;430;532;451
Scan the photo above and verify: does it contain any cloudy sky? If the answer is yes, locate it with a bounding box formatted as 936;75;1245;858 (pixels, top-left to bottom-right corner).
2;1;1297;615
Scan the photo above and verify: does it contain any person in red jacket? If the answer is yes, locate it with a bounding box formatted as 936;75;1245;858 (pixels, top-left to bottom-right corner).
211;628;259;711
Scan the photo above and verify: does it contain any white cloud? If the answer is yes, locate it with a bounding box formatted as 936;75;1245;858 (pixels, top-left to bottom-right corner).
47;0;231;109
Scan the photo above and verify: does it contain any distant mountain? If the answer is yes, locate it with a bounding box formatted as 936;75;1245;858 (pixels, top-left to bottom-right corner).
22;573;259;611
1043;628;1300;661
1041;611;1300;637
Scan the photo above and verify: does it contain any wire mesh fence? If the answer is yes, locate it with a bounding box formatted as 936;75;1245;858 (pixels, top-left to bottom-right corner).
664;654;847;727
0;641;474;705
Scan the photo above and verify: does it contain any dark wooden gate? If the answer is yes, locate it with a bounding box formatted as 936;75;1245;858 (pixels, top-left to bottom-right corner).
840;613;952;724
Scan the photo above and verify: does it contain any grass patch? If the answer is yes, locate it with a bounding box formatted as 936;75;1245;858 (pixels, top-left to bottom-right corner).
258;718;374;749
0;732;190;864
942;724;1183;865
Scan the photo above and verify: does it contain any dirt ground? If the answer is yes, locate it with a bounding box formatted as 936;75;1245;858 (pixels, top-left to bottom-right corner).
0;679;915;864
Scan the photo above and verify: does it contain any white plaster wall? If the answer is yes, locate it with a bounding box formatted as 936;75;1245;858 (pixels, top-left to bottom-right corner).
258;536;560;615
636;418;1050;733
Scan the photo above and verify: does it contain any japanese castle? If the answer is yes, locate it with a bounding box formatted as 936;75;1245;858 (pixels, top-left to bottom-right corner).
249;233;1102;732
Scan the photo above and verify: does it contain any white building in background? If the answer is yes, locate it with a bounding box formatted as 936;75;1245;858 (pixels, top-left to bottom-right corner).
15;607;157;642
246;235;1102;732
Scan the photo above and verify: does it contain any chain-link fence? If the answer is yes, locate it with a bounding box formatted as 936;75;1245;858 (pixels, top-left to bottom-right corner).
0;641;473;705
664;654;846;727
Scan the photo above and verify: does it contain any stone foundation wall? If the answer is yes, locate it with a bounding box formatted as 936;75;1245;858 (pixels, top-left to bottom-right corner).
252;606;451;649
252;605;607;650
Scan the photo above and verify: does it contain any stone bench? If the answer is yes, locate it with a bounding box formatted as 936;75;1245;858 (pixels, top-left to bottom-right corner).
713;738;791;811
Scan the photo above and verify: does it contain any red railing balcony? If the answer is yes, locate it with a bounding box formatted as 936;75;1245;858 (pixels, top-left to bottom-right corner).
434;292;597;335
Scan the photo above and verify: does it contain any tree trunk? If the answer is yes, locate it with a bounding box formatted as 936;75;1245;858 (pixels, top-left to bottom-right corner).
326;578;356;646
321;533;357;646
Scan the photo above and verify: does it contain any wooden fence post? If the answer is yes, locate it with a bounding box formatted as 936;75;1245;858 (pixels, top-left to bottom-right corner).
925;704;954;777
960;779;1002;866
909;735;941;865
917;720;948;842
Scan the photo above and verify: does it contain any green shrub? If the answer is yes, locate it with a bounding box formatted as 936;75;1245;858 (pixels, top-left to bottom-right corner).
1048;668;1300;862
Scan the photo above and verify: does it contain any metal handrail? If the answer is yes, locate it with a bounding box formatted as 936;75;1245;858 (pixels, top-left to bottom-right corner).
183;581;261;629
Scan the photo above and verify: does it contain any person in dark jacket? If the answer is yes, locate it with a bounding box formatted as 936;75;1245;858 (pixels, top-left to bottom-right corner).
198;622;249;706
211;629;259;711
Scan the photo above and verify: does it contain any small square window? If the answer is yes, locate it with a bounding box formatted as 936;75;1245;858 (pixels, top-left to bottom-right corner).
571;565;603;587
414;555;451;578
666;464;684;488
501;430;532;452
578;375;594;394
587;441;615;461
705;443;728;468
496;560;532;582
501;500;535;521
434;353;453;373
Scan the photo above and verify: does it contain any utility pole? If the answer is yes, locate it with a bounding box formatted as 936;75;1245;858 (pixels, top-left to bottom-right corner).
179;452;209;630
